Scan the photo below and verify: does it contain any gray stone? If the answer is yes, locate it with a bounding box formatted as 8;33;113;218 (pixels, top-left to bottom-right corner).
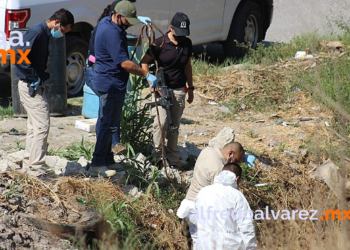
46;156;88;176
183;170;194;183
13;234;23;244
300;149;308;158
63;162;88;176
7;150;25;165
183;142;201;158
134;153;152;170
123;185;139;197
114;155;125;163
67;211;81;222
77;156;89;168
258;162;272;171
220;106;231;113
161;167;182;184
208;127;235;149
111;170;127;185
0;150;8;159
0;159;19;173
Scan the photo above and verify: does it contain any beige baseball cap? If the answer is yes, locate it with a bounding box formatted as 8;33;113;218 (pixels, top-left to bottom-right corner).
114;1;140;25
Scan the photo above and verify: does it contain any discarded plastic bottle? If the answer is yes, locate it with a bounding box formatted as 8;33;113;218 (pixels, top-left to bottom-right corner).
76;196;88;204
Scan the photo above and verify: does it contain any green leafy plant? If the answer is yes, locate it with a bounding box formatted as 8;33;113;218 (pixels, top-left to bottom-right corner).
50;136;94;161
15;137;25;150
103;199;133;236
120;46;153;157
6;179;23;201
146;166;162;199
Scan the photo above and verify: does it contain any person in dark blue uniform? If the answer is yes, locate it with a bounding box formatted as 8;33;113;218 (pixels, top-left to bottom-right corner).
14;9;74;176
88;1;157;177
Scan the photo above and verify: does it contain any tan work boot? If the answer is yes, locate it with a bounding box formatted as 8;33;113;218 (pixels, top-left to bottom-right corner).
112;143;127;155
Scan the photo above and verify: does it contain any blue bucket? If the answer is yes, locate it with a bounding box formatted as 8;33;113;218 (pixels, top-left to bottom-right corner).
82;35;142;118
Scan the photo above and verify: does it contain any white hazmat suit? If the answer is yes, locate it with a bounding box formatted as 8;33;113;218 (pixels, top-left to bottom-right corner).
194;170;257;250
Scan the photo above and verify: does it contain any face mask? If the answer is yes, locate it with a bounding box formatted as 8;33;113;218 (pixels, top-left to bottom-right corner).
173;35;186;43
119;16;129;31
51;23;63;38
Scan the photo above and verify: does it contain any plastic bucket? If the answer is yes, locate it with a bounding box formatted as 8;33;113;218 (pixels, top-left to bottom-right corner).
82;35;142;118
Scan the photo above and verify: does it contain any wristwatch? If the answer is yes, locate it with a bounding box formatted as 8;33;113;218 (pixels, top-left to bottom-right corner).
188;86;195;90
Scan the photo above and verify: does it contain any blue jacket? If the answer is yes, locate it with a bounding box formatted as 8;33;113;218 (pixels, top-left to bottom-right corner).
93;16;130;94
14;20;51;83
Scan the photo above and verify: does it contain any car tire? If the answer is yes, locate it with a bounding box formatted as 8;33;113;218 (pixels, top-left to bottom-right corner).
223;0;264;59
65;36;88;97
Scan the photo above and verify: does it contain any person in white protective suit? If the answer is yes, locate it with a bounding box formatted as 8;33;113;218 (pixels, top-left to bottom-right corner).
177;142;256;249
194;163;257;250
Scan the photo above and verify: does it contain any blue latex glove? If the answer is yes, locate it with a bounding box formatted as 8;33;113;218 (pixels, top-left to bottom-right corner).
146;73;158;89
138;16;151;25
30;77;41;90
243;154;256;168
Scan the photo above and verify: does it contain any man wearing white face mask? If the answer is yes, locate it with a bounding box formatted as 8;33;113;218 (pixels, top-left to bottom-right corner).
15;9;74;176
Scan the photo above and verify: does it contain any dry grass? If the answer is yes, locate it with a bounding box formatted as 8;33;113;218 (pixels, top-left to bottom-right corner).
5;172;186;249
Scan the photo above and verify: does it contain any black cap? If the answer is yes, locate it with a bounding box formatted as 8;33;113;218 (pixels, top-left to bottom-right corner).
170;12;190;36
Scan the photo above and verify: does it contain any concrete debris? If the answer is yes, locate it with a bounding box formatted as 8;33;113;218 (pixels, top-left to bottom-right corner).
209;127;235;149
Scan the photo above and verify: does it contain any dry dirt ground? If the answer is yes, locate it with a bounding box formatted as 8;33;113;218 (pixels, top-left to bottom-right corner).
0;57;346;249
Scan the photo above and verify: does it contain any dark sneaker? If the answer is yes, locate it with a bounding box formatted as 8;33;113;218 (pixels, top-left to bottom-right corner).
88;166;116;177
112;143;127;155
107;163;125;171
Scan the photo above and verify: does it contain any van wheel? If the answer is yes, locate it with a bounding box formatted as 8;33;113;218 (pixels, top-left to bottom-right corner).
66;36;88;97
223;0;263;59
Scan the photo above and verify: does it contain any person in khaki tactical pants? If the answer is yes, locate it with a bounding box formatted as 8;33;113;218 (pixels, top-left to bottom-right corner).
140;12;194;168
14;9;74;176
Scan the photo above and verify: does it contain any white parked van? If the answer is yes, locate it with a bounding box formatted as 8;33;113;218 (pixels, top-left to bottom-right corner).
0;0;273;96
